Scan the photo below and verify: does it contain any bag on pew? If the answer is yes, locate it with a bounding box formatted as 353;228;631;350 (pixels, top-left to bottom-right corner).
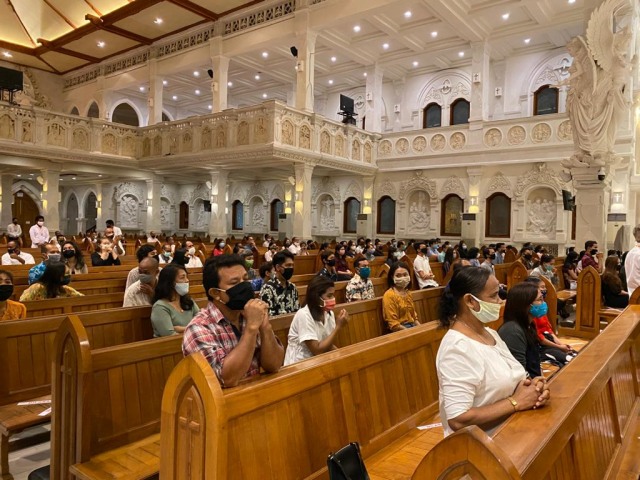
327;442;370;480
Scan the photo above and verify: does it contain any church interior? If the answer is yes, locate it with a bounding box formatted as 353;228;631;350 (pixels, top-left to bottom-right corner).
1;0;640;479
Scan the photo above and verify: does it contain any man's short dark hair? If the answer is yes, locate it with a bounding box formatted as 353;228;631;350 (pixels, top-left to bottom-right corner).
541;254;554;264
482;248;492;258
35;215;44;222
136;244;157;262
259;261;273;279
203;254;246;300
272;250;294;267
585;240;597;250
496;242;505;249
321;250;335;263
106;219;114;226
354;257;367;269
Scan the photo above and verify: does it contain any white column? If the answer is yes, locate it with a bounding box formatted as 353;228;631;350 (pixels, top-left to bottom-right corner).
295;11;317;112
148;57;164;125
145;176;162;233
362;175;375;238
293;163;314;238
469;41;491;123
210;37;230;113
572;166;611;250
41;169;60;232
365;65;383;132
0;175;14;233
209;170;229;238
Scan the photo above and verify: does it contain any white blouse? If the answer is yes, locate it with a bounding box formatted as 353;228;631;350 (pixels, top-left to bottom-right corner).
436;328;526;436
284;306;336;366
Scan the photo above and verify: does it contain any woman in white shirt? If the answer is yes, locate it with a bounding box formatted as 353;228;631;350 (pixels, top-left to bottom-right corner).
284;275;349;365
437;266;550;436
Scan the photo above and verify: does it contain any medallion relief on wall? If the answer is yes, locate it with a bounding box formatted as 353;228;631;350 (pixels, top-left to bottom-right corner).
557;120;572;141
450;132;466;150
412;136;427;153
120;194;139;227
484;128;502;147
526;191;557;236
430;134;446;151
507;126;526;145
395;138;409;154
379;140;392;156
532;123;552;143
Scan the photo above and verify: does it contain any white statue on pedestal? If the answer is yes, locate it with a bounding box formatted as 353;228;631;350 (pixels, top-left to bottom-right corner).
527;198;556;235
409;192;430;230
320;197;335;230
562;0;634;168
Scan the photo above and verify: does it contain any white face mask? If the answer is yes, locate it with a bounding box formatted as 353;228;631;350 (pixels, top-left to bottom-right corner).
188;247;196;255
174;282;189;297
37;221;44;227
469;294;502;324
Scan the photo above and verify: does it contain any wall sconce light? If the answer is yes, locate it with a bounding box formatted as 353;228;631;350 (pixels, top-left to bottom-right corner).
285;207;292;214
612;192;624;204
146;198;152;207
96;200;102;208
470;196;478;206
295;192;300;202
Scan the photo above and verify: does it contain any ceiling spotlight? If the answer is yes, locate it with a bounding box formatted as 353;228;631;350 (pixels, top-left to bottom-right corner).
524;38;531;44
502;13;510;20
328;79;334;85
431;31;438;38
72;177;77;180
412;60;419;67
162;80;168;86
255;73;261;80
227;81;233;87
98;174;102;177
208;105;212;110
193;71;200;77
195;89;200;95
353;25;361;33
262;51;269;58
16;174;21;177
2;51;12;58
404;11;412;18
330;56;337;62
154;17;163;24
97;41;105;48
172;95;178;100
568;0;576;3
458;51;465;57
363;72;367;77
29;173;34;176
139;86;145;92
382;43;389;50
262;93;268;98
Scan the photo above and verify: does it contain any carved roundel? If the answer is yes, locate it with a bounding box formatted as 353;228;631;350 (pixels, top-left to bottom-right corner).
395;138;410;154
557;120;572;141
484;128;502;147
430;134;446;151
507;126;526;145
531;123;552;143
412;136;427;153
450;132;466;150
379;140;392;156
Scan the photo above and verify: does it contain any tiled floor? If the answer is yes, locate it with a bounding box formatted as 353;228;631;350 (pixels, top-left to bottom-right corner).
8;425;50;480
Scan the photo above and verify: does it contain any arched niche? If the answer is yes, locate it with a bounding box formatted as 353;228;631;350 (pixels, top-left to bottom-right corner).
406;190;431;234
191;198;210;232
111;101;141;127
84;191;98;233
248;196;267;232
87;101;100;118
70;106;79;115
66;194;79;234
316;194;339;233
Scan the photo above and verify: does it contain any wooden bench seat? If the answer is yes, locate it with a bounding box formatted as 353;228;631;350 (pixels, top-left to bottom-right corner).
412;306;639;480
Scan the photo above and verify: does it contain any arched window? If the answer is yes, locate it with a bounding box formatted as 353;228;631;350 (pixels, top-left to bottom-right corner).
441;194;463;236
450;98;470;125
534;85;559;116
377;196;396;234
179;202;189;229
232;201;244;230
270;199;284;231
162;112;171;122
423;103;442;128
112;103;140;126
485;193;511;238
87;101;100;118
70;106;79;115
343;197;361;234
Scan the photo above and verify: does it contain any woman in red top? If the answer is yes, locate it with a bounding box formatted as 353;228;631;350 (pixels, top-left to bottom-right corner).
334;245;353;281
212;238;226;257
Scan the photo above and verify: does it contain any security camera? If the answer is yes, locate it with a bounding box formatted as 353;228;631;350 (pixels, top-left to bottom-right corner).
597;167;605;181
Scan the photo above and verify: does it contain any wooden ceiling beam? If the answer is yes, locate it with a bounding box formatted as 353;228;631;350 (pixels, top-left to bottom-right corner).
166;0;219;21
37;39;100;62
85;14;153;45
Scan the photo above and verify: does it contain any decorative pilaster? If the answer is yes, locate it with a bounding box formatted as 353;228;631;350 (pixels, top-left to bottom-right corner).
571;166;611;250
148;57;164;125
294;11;317;112
365;65;383;132
41;169;60;232
145;176;163;233
210;37;230;113
209;170;229;238
293;163;314;238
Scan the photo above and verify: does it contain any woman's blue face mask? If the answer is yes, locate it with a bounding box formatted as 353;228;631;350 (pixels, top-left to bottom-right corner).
530;301;548;318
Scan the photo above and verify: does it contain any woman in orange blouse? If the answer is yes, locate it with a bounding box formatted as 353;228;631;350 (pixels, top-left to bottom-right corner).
382;262;419;331
0;269;27;321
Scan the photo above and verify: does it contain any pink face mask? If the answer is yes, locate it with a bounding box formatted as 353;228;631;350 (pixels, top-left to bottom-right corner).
322;298;336;312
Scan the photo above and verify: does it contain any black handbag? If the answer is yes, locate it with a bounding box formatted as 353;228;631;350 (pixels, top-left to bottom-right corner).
327;442;370;480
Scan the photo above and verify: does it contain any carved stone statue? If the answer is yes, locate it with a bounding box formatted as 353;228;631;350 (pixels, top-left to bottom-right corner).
252;203;265;227
562;0;634;168
120;195;139;227
527;197;556;235
409;192;430;230
196;204;208;229
320;197;336;230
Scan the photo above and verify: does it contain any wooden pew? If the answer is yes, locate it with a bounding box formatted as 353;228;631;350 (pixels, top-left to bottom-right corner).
292;254;318;275
507;261;528;289
50;315;184;480
0;307;155;480
23;292;126;318
160;322;446;480
411;306;640;480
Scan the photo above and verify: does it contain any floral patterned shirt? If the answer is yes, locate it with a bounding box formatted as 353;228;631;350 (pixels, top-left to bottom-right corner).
260;278;299;316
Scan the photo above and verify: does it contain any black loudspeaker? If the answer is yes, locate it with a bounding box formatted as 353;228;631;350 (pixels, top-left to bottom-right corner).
0;66;23;91
203;200;212;212
562;190;575;211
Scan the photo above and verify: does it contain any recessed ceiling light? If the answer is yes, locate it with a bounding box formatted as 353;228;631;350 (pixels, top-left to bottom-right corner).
195;89;201;95
568;0;576;3
162;80;167;86
262;93;268;98
97;41;105;48
227;81;233;87
502;13;510;20
404;11;412;18
16;174;21;177
98;174;102;177
193;71;200;77
431;31;438;38
154;18;163;24
363;72;367;77
262;51;269;58
353;25;361;33
29;173;34;176
72;177;77;180
328;79;334;85
412;60;419;67
255;73;261;80
3;51;13;58
382;43;389;50
208;105;212;110
524;38;531;44
458;51;465;57
139;86;145;92
172;95;178;100
330;56;337;62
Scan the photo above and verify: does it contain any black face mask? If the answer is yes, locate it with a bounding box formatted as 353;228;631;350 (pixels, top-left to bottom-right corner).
490;254;496;260
326;259;336;267
590;249;598;256
524;254;533;261
223;281;255;311
421;248;429;254
281;267;294;280
0;285;13;301
63;249;76;259
7;248;15;254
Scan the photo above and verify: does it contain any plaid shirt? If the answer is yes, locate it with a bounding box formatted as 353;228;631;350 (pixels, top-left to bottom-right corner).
345;274;375;302
182;302;261;386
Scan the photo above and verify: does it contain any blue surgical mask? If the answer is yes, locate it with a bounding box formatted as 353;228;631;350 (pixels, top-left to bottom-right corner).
529;302;549;318
359;267;371;280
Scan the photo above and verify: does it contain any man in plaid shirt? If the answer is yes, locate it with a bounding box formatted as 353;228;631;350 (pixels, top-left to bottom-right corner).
183;255;284;387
